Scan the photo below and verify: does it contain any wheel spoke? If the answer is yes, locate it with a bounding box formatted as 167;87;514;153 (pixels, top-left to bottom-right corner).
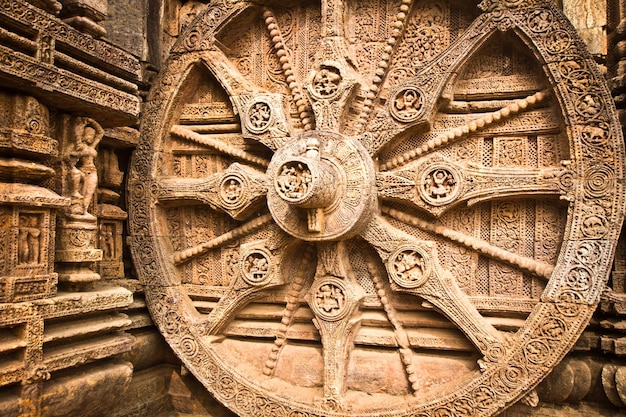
305;242;365;410
302;0;362;131
262;7;314;132
172;213;273;265
366;258;421;395
263;245;316;377
188;47;296;150
232;92;294;150
196;227;292;336
157;163;268;220
361;215;508;363
171;125;270;168
361;14;500;155
377;158;573;217
378;90;550;170
354;0;415;133
382;206;554;280
319;0;348;39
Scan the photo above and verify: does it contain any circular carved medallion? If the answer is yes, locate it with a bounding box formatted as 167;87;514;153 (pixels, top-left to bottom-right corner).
130;2;625;417
241;249;272;286
310;66;343;99
310;278;350;321
390;86;424;122
388;246;431;288
418;163;461;206
246;100;273;133
219;174;245;209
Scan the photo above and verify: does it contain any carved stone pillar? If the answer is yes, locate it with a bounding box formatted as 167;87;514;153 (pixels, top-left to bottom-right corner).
0;93;69;302
58;0;107;38
96;144;126;280
56;115;103;290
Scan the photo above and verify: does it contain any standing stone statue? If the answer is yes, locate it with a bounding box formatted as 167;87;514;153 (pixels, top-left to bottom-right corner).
65;117;103;217
56;116;104;289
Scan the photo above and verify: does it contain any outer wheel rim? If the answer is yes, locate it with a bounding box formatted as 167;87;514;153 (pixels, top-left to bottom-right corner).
129;2;625;416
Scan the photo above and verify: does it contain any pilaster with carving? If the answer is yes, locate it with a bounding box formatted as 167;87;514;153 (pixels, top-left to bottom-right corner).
55;115;103;290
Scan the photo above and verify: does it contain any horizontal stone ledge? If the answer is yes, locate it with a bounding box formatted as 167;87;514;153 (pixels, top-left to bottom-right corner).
0;0;140;78
0;45;140;126
0;286;133;325
42;332;135;373
0;182;69;207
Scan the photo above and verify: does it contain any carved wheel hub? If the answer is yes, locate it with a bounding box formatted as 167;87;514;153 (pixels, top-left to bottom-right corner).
267;131;376;240
129;1;625;416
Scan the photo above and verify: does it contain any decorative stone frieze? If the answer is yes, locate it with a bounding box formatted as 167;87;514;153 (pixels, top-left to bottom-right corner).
0;0;140;126
0;183;68;303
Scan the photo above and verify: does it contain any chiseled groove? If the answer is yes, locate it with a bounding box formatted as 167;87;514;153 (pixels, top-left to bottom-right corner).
0;25;36;53
170;125;269;168
262;8;314;131
355;0;414;132
367;258;420;395
43;333;133;373
43;313;130;343
379;90;550;171
0;329;25;353
382;206;554;280
262;245;315;377
173;213;273;264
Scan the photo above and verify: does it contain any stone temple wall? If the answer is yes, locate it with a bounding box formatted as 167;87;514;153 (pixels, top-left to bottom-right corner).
0;1;624;416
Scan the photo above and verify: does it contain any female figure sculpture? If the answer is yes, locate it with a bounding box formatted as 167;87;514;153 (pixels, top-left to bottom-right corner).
65;117;104;217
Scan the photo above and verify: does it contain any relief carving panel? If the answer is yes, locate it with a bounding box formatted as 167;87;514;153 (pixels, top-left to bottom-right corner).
130;1;625;416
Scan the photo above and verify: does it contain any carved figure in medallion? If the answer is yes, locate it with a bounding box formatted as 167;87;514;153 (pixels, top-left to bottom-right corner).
275;162;312;200
248;102;272;131
241;250;271;285
390;249;429;287
424;168;456;201
315;283;346;316
391;87;424;122
312;66;342;98
222;179;242;204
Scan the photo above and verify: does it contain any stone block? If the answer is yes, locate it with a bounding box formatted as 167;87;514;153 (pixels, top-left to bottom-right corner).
40;360;132;417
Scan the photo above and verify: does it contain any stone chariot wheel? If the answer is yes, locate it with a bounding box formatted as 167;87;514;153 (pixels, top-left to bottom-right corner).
129;1;625;416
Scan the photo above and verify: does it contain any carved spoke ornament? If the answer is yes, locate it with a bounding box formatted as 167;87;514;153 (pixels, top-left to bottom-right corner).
130;1;625;416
